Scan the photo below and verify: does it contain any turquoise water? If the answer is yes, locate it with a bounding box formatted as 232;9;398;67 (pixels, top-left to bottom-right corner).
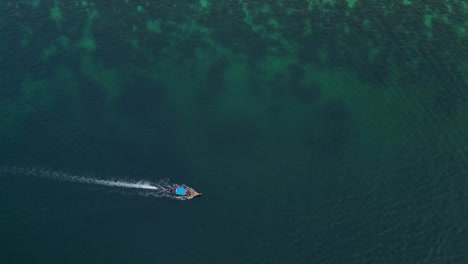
1;1;468;263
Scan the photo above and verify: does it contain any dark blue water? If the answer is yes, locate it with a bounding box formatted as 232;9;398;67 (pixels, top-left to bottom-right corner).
1;1;467;263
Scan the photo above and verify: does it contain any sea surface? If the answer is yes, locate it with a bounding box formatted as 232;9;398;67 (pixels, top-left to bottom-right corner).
1;1;467;263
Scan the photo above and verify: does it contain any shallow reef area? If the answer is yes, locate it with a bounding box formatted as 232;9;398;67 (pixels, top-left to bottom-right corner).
0;0;467;172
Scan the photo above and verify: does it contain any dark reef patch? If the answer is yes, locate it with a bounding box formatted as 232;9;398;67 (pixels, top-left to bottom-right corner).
205;56;229;93
322;100;351;123
288;64;321;103
206;115;259;154
119;74;168;121
193;56;229;109
306;100;352;156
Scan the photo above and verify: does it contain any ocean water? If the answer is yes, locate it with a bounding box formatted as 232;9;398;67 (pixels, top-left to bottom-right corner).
1;1;467;263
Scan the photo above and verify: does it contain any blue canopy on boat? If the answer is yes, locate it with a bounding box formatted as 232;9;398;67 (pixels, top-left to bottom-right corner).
175;188;187;196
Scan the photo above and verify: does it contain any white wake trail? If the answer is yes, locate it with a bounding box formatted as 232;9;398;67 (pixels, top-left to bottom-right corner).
60;176;160;191
2;166;187;200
